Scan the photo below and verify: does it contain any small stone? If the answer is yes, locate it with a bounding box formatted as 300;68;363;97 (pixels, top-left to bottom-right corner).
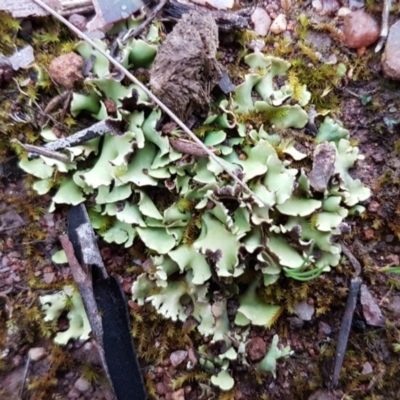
363;229;374;240
67;387;80;399
43;272;55;284
28;347;46;361
326;54;338;64
0;56;14;85
368;201;380;212
308;389;337;400
386;254;400;266
156;382;168;396
74;377;91;392
251;8;272;36
312;0;340;16
337;7;351;17
171;388;185;400
293;300;315;321
385;234;395;243
371;152;384;163
360;284;385;327
343;10;380;49
382;21;400;80
248;39;265;53
247;337;267;362
270;14;287;35
9;46;34;71
69;14;88;31
288;316;304;330
318;321;332;336
281;0;291;9
362;361;373;375
191;0;234;9
48;53;84;89
170;350;187;367
388;296;400;326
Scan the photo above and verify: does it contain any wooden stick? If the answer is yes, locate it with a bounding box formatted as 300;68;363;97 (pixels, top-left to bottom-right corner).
12;139;73;163
328;277;361;389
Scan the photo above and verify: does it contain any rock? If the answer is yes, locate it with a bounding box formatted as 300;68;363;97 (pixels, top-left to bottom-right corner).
363;229;374;240
337;7;351;17
74;377;91;392
69;14;88;31
9;46;35;71
248;39;266;53
48;53;84;89
0;56;14;85
43;272;55;284
308;389;337;400
191;0;234;9
251;8;272;36
247;337;267;362
288;316;304;330
362;361;373;375
156;382;169;396
368;201;380;212
382;21;400;80
360;284;385;327
385;234;395;243
270;14;287;34
386;254;400;266
170;350;187;367
308;142;336;192
388;296;400;326
312;0;340;16
67;387;80;399
28;347;46;362
343;10;380;49
318;321;332;336
293;300;315;321
171;388;185;400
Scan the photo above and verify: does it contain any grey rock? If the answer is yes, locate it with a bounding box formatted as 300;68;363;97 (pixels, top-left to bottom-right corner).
74;377;91;392
293;300;315;321
170;350;188;367
308;142;336;192
360;284;385;327
382;20;400;80
28;347;47;362
251;8;271;36
362;361;373;375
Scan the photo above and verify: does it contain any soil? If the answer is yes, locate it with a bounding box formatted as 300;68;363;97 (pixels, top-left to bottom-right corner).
1;1;400;400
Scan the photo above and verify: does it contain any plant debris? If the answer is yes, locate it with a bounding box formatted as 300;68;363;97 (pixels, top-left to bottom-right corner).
150;11;222;123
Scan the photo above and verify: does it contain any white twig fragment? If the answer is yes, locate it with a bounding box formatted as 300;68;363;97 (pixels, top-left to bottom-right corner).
375;0;391;53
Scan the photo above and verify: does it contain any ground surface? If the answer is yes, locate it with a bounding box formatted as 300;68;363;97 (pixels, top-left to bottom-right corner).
0;1;400;400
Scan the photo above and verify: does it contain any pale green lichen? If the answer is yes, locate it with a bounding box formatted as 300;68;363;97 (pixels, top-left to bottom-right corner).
39;286;91;345
27;24;371;389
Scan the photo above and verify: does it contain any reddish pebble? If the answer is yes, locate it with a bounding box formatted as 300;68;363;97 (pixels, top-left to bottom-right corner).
48;53;84;89
247;337;267;362
343;10;380;49
363;229;374;240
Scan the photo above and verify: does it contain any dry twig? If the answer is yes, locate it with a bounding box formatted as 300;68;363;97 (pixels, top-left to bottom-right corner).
375;0;391;52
